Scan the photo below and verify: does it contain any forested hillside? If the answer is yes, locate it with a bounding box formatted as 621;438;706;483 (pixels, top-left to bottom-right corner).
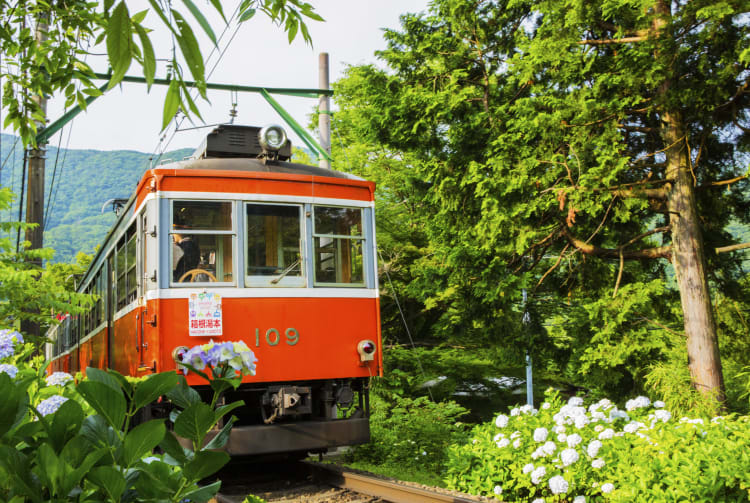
0;133;191;262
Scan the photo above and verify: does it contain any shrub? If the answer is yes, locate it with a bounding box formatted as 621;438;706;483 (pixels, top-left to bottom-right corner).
445;390;750;502
0;335;258;502
345;394;469;476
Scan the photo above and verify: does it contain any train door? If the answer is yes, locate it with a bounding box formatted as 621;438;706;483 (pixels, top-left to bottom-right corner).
138;202;157;373
106;254;114;368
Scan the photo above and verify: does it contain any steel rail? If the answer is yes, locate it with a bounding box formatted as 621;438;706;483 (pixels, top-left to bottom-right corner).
302;461;485;503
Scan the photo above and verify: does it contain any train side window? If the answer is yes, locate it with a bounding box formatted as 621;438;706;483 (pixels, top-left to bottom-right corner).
115;224;138;310
312;206;365;286
171;200;234;285
245;203;304;287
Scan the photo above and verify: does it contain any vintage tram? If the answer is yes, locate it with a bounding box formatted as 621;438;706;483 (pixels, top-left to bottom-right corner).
46;124;382;456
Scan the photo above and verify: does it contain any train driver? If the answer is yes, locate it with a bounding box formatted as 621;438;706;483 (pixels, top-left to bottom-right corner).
173;230;200;282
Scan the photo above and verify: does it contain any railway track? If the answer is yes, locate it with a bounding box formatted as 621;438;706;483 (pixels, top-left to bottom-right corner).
214;460;489;503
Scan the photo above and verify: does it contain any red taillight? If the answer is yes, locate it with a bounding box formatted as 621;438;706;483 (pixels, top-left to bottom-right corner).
362;342;375;354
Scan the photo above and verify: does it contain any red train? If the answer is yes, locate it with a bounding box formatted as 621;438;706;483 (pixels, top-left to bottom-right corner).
46;124;382;456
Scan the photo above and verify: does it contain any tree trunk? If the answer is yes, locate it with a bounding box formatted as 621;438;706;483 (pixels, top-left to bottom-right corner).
656;0;725;408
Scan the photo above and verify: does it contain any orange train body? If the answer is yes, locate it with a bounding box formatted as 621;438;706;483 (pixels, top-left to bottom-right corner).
47;125;382;456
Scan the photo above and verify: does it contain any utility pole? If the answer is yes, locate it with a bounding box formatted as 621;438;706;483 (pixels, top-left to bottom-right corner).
522;289;534;407
318;52;331;169
21;15;48;341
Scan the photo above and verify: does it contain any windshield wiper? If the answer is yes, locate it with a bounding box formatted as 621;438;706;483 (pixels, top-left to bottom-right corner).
270;259;301;284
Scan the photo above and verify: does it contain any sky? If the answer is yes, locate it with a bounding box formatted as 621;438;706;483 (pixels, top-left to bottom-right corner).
37;0;430;155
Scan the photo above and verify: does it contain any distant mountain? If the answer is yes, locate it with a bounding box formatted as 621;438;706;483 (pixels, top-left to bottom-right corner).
0;133;190;262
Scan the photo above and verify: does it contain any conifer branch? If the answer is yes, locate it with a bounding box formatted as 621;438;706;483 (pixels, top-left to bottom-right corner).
715;242;750;254
578;36;646;45
562;228;672;260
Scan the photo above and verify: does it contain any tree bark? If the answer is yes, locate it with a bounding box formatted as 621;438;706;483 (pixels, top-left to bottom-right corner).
656;1;725;407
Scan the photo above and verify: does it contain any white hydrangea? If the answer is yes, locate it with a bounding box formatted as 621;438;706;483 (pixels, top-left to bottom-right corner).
574;414;590;429
654;410;672;423
510;407;521;416
624;421;645;433
530;466;547;485
520;404;535;415
591;410;607;421
513;439;521;449
542;402;551;409
625;396;651;411
510;430;521;439
549;475;569;495
568;396;584;407
497;438;510;448
598;398;613;409
592;458;605;469
494;485;502;496
532;499;545;503
522;463;535;474
495;414;509;428
566;433;582;447
601;483;615;494
494;433;504;441
554;425;566;434
573;497;586;503
598;428;615;440
594;425;604;432
557;433;567;442
533;427;549;442
587;440;602;458
654;400;665;408
541;441;557;456
560;448;579;466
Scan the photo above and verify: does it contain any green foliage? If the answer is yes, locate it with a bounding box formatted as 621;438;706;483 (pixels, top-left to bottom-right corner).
331;0;750;410
0;333;251;502
344;394;469;482
1;0;323;145
445;391;750;502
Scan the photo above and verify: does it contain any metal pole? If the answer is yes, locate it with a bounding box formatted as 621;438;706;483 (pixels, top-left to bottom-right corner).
522;289;534;407
318;52;331;169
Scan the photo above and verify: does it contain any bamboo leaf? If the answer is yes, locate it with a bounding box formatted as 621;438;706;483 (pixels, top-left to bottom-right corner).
181;0;217;46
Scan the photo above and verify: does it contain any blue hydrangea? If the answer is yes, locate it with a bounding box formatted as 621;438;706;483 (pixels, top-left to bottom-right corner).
0;363;18;378
180;340;257;377
45;371;73;387
0;329;23;359
37;395;68;416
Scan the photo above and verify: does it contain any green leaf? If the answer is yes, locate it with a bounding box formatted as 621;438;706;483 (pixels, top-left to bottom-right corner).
183;450;229;481
203;416;235;451
88;466;126;501
162;78;180;131
49;399;84;453
286;18;298;44
238;8;256;22
105;1;133;88
166;376;202;408
134;23;156;89
181;0;218;46
123;419;166;466
77;380;127;430
131;8;148;24
171;10;206;95
35;444;62;494
180;480;222;503
213;400;243;424
174;402;215;445
0;373;27;439
208;0;226;22
85;367;122;393
133;372;180;412
80;414;119;449
159;430;190;464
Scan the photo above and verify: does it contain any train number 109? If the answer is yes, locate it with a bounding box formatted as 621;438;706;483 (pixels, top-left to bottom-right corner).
254;327;299;347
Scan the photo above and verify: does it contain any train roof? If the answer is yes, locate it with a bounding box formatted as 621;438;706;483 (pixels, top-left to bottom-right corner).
163;157;365;181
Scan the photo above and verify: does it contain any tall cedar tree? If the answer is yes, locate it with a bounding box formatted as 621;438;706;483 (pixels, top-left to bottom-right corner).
332;0;749;409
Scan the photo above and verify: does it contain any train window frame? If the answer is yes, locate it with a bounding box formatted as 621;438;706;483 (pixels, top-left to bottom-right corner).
311;205;366;288
115;223;139;310
244;202;306;288
169;199;236;287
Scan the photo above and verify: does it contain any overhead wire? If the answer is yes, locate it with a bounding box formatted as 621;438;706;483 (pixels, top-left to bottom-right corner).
149;1;244;164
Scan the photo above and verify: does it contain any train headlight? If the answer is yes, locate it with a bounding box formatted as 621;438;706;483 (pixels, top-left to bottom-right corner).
258;124;288;152
357;339;376;362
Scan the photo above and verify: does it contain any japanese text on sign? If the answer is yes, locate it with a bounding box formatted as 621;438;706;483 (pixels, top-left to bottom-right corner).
189;292;222;336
